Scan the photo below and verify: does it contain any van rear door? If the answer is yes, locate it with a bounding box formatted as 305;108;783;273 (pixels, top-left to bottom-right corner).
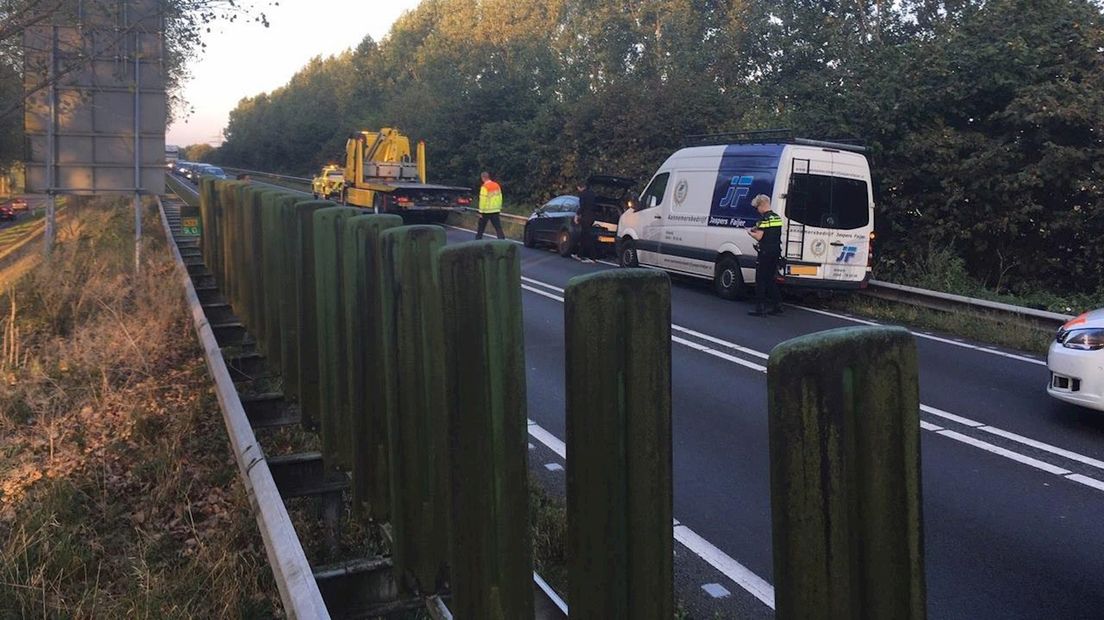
781;154;872;284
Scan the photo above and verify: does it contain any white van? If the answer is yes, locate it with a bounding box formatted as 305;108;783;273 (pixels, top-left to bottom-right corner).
617;139;875;298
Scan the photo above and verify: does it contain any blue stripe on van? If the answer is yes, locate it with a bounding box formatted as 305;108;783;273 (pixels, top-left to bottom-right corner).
708;144;784;228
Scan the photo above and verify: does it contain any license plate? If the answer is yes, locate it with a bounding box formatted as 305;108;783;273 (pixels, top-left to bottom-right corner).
598;236;615;243
789;265;818;276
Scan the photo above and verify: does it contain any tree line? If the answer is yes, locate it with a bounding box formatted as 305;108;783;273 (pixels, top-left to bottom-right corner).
214;0;1104;299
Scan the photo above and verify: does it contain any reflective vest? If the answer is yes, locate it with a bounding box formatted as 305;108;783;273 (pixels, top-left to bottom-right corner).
479;180;503;214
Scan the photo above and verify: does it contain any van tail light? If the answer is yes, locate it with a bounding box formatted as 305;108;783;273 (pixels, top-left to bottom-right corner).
868;231;875;268
395;195;412;205
457;197;471;206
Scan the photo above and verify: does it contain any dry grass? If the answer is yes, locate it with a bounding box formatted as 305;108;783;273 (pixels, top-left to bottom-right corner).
0;200;278;618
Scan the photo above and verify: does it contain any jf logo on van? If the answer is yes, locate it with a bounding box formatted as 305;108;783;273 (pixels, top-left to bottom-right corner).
836;245;859;263
708;175;763;228
719;175;753;210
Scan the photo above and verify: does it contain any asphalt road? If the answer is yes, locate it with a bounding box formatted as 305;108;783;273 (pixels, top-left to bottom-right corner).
442;225;1104;619
183;176;1104;618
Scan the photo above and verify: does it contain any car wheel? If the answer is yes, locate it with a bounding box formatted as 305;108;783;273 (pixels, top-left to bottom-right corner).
618;237;639;268
714;255;745;300
557;228;574;257
523;225;536;248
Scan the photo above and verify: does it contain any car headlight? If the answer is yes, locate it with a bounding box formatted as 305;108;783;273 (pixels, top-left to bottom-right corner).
1058;328;1104;351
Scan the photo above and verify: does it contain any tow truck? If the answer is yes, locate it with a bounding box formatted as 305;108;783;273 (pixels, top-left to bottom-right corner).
341;128;471;221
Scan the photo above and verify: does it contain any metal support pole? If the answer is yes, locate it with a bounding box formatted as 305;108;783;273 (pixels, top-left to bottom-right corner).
45;25;57;255
133;30;141;272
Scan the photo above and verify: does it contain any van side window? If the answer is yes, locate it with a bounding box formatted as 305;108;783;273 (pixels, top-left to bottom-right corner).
639;173;670;210
786;173;870;230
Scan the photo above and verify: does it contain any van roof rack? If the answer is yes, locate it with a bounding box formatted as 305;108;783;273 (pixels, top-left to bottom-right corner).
683;129;867;153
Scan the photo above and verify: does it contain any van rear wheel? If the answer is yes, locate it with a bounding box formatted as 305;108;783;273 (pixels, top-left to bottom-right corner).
714;256;745;300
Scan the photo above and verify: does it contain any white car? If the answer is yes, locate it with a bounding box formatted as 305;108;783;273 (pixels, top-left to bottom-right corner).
1047;309;1104;411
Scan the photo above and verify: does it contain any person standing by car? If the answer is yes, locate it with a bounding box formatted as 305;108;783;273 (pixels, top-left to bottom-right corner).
573;180;596;262
476;171;505;240
747;194;784;316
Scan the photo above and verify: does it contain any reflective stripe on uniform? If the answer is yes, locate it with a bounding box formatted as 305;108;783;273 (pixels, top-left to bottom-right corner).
757;214;783;228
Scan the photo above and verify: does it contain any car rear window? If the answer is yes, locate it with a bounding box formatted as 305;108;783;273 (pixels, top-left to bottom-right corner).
785;173;870;230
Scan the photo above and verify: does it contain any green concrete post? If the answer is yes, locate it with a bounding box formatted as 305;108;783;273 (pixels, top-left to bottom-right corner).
277;195;304;400
314;206;360;469
565;269;673;620
248;189;278;349
294;200;334;431
260;191;290;370
198;178;213;268
439;240;534;620
344;214;403;521
218;182;239;309
380;225;450;593
238;185;258;331
767;326;925;620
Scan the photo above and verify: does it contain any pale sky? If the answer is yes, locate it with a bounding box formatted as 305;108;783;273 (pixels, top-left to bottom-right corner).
167;0;423;147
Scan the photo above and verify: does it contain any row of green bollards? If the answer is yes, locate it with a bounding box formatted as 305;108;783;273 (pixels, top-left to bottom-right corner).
195;177;926;620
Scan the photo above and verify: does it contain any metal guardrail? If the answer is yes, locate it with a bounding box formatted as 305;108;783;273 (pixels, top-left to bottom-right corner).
156;194;331;619
220;166;313;184
864;279;1074;331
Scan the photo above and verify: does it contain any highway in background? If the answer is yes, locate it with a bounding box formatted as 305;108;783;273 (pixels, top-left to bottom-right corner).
178;175;1104;618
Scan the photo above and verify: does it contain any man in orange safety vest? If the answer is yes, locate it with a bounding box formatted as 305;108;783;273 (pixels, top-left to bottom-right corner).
476;171;505;240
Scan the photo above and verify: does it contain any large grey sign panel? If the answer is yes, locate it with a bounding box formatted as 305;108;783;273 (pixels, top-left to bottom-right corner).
23;0;166;195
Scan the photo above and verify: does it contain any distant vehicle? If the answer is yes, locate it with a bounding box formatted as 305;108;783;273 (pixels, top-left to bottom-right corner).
174;161;193;177
312;164;345;199
616;132;875;299
194;164;227;182
523;175;634;257
1048;310;1104;412
0;204;14;221
4;197;28;212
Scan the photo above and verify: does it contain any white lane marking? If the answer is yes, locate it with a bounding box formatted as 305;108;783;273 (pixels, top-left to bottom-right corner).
976;425;1104;472
521;275;564;292
674;522;776;609
792;304;1046;366
921;404;984;428
1066;474;1104;493
702;583;732;599
526;418;776;610
673;325;771;360
522;283;564;303
935;431;1072;476
527;419;566;458
520;274;1104;487
544;463;564;472
672;335;768;373
528;442;534;450
533;572;569;614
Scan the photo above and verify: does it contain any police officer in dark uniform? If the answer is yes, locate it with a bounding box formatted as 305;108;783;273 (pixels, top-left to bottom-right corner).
747;194;783;316
573;180;597;262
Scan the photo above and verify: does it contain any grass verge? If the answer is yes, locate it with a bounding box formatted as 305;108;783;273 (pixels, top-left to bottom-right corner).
0;199;278;617
816;294;1055;355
